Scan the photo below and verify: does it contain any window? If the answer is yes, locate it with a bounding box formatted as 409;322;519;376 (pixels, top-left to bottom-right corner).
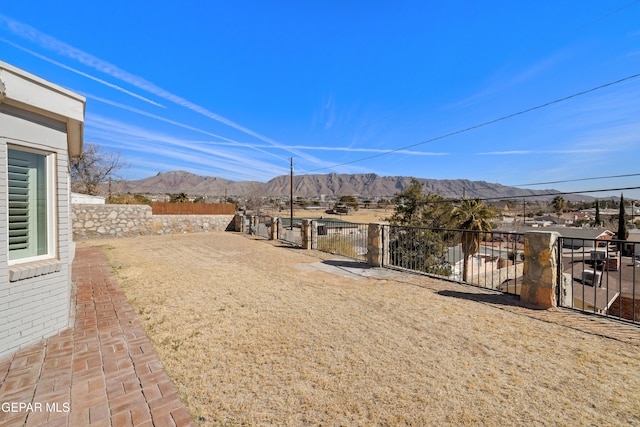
8;147;54;262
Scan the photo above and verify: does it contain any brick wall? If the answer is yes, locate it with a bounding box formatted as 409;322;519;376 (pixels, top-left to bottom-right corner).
0;270;70;356
0;140;71;358
608;295;640;323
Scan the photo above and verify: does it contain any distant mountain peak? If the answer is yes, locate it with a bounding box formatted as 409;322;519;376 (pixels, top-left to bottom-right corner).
117;171;590;202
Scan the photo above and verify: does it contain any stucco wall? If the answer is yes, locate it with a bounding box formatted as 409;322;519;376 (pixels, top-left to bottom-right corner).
72;204;235;240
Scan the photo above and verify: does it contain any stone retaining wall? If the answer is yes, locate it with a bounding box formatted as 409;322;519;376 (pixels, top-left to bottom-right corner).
72;204;235;240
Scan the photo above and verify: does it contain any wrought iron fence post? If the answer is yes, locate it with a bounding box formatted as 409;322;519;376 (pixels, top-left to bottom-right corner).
277;217;283;240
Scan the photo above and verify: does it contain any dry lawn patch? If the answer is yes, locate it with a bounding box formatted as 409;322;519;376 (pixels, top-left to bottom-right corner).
291;207;391;223
80;232;640;426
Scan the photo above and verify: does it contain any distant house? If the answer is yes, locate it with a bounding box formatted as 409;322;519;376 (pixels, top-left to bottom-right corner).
537;214;574;225
0;61;85;358
542;227;615;249
628;230;640;259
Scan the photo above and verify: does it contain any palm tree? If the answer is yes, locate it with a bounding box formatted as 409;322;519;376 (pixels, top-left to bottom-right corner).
173;192;190;203
551;195;566;224
453;198;496;282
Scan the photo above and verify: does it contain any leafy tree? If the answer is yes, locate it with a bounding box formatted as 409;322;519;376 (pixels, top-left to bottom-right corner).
70;143;128;195
387;178;426;225
377;199;390;208
452;198;496;282
388;226;452;275
338;195;359;211
386;178;455;275
387;178;453;227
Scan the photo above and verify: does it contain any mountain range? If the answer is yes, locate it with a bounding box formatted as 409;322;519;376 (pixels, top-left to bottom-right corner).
115;171;590;202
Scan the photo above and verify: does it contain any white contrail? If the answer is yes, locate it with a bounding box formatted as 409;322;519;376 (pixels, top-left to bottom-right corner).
476;149;609;156
0;14;326;166
85;114;290;178
1;38;165;107
81;92;290;162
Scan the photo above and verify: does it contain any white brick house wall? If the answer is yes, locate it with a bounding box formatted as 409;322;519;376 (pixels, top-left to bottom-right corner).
0;61;85;358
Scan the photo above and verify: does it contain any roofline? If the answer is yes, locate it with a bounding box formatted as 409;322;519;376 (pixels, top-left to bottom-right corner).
0;61;85;157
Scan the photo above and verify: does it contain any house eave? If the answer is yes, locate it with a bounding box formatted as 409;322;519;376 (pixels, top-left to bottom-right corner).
0;60;85;156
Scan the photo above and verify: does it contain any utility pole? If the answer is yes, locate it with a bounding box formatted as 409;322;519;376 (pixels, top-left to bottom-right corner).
290;157;294;230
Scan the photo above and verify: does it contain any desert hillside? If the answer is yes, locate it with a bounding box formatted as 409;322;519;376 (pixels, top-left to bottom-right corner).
117;171;584;201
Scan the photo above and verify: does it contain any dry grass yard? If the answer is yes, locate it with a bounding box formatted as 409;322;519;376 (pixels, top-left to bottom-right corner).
78;232;640;426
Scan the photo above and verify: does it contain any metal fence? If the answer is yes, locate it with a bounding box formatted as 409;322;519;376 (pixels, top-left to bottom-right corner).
558;237;638;324
278;218;303;246
387;226;525;295
314;220;369;261
254;215;271;239
238;213;640;325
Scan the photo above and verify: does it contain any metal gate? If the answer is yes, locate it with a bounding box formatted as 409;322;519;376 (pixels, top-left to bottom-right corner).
278;218;303;246
315;220;368;261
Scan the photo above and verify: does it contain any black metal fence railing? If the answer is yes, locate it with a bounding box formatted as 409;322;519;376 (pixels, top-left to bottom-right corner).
387;226;525;295
237;213;640;325
315;220;368;261
558;237;638;324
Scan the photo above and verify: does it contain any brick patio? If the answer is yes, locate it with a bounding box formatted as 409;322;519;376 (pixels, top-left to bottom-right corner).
0;247;195;427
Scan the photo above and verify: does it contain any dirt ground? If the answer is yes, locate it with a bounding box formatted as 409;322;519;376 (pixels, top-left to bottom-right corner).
287;207;392;224
78;232;640;426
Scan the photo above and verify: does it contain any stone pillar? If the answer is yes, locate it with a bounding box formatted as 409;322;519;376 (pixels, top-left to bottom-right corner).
521;231;560;308
301;219;312;250
270;217;279;240
233;214;244;232
310;220;318;250
367;223;388;267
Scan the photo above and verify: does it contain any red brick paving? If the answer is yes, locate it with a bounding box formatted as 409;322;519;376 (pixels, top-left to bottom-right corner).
0;248;195;427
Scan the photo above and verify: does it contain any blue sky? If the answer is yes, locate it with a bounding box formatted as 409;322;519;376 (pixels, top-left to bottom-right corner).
2;1;640;198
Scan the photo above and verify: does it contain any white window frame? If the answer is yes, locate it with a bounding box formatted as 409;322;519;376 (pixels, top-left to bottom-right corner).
7;143;57;265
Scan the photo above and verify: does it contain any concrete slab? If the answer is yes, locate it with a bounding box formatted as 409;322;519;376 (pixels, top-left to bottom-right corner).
297;258;402;279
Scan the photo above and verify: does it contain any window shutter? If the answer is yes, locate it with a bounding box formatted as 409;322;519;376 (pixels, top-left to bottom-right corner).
8;155;31;252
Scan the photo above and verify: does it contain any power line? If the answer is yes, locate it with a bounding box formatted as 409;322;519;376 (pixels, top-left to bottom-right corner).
511;173;640;187
413;185;640;208
479;185;640;203
305;71;640;173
